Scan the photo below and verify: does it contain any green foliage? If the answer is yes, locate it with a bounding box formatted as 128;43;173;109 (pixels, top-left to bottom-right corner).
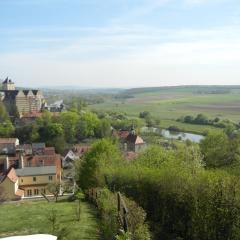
0;101;15;137
91;188;151;240
200;130;235;167
0;120;15;137
77;112;100;139
59;111;79;143
75;140;240;240
95;188;119;240
0;101;9;121
95;119;112;138
39;123;66;153
111;118;144;131
115;230;132;240
139;111;151;119
76;139;121;190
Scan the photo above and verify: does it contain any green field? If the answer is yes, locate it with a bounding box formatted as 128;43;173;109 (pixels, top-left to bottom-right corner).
0;200;100;239
90;86;240;134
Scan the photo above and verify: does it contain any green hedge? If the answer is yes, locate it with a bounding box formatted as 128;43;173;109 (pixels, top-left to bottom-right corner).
89;188;151;240
105;167;240;240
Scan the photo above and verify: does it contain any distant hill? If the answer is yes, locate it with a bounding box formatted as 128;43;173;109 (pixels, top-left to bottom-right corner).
122;85;240;96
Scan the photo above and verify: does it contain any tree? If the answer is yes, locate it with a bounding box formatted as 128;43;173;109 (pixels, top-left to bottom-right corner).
184;115;194;123
75;192;82;221
77;112;100;140
139;111;151;119
200;130;231;167
76;139;120;190
47;182;61;202
15;124;38;143
194;114;209;125
59;111;79;143
38;123;65;153
0;101;15;137
0;101;8;121
0;120;15;137
96;119;111;138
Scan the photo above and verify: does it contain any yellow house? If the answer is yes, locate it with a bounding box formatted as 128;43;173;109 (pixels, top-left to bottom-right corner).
0;167;24;201
16;166;59;197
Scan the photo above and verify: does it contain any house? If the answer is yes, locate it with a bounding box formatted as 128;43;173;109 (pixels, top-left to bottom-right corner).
0;167;24;201
0;142;62;199
32;143;46;155
125;132;146;152
116;128;146;153
16;166;59;197
62;144;90;168
0;138;19;155
17;144;33;155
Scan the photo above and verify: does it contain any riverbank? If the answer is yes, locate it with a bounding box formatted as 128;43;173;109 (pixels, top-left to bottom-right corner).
142;126;204;144
158;119;217;135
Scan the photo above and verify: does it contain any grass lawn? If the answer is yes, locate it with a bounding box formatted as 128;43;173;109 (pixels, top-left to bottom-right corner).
0;199;101;240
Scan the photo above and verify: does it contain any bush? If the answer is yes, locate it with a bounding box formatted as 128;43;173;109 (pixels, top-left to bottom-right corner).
90;188;151;240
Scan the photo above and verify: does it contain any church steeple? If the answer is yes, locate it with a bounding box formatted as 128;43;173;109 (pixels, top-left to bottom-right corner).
130;124;136;135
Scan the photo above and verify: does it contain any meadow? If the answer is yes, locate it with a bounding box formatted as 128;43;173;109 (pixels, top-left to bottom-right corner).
0;200;100;239
90;86;240;134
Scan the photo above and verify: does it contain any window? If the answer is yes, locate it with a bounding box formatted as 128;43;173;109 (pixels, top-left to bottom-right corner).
33;177;36;182
49;176;53;181
34;189;39;195
27;189;32;196
21;179;23;183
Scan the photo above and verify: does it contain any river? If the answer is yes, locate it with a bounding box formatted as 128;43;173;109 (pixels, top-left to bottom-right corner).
141;127;204;143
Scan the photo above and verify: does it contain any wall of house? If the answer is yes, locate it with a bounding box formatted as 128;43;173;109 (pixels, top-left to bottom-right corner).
19;174;57;197
19;174;56;186
23;186;50;196
0;178;19;200
135;143;147;153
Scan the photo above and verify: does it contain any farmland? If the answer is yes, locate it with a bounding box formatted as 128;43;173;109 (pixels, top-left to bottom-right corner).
90;86;240;134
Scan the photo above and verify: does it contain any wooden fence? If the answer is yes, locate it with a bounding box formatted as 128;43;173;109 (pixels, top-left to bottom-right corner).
87;188;129;232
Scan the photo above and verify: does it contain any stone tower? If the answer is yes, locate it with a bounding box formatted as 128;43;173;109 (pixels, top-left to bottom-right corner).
2;77;16;91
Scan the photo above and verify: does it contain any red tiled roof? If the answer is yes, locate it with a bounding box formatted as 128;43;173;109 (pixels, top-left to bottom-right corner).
0;138;18;144
126;134;145;145
43;147;56;155
21;112;60;118
118;131;130;140
21;112;43;118
72;145;90;155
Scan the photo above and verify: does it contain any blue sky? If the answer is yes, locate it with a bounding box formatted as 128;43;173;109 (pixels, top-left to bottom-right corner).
0;0;240;88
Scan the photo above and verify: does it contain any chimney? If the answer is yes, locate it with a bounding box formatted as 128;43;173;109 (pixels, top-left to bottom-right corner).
19;154;24;169
4;156;9;171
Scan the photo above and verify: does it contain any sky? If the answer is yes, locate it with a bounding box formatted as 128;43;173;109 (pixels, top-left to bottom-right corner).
0;0;240;88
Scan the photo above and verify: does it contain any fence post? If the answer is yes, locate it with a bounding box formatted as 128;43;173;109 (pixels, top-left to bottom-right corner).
117;192;128;232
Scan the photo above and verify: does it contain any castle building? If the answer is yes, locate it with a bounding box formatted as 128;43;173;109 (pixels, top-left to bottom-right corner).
0;77;46;117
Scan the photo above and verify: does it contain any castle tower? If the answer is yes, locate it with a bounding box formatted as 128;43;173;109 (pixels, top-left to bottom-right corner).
2;77;16;90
